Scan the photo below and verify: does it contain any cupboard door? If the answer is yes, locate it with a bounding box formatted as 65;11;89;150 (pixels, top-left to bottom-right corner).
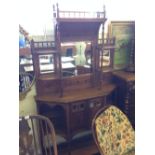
37;103;66;132
88;97;105;127
70;101;87;132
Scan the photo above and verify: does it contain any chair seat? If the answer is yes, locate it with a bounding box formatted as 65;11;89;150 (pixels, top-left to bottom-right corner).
92;105;135;155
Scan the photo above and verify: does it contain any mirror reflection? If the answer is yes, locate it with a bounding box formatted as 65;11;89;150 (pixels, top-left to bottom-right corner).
61;42;91;76
61;41;111;77
101;49;111;67
39;54;54;74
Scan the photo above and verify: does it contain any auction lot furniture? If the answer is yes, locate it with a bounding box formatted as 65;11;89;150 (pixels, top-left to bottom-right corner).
32;4;116;154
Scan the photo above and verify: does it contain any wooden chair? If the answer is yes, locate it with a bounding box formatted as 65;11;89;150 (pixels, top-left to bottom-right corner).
92;105;135;155
19;114;58;155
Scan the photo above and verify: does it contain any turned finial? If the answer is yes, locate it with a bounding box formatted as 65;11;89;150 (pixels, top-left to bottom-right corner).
53;4;56;18
56;3;59;11
103;5;106;18
53;4;55;11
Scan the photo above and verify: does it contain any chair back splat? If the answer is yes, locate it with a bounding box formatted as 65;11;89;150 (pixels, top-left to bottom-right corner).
19;114;58;155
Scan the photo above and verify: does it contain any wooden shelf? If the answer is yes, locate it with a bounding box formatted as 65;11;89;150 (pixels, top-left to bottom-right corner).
33;50;57;55
113;71;135;82
35;83;116;103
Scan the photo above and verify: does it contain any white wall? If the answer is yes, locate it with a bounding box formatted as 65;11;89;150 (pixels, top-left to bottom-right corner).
19;0;135;36
19;0;53;36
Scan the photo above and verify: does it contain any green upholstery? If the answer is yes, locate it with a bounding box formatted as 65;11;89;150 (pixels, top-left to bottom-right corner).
95;105;135;155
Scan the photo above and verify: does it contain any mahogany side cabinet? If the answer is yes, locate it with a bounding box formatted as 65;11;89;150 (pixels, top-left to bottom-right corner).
113;71;135;128
36;84;116;146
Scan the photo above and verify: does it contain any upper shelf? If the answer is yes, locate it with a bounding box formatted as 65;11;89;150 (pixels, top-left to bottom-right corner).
59;21;107;42
53;4;107;42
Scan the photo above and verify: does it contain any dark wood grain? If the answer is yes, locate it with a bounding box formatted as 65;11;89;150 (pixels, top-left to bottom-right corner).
113;71;135;128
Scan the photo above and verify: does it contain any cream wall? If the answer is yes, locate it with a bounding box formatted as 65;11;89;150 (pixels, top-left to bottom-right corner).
19;84;37;116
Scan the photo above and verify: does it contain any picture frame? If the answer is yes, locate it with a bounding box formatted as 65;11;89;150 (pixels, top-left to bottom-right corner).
108;21;135;70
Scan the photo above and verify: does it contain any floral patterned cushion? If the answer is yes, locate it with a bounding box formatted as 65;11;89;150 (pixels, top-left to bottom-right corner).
95;105;135;155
